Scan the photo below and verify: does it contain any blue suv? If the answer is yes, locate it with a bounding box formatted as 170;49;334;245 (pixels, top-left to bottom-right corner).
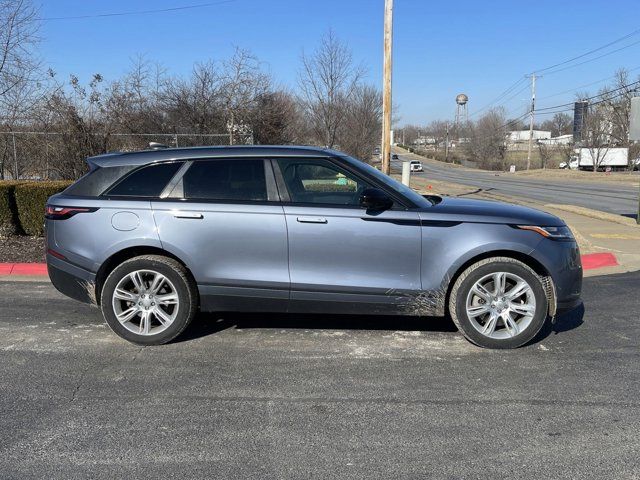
45;146;582;348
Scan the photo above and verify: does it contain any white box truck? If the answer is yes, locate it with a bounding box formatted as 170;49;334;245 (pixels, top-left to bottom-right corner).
570;148;629;171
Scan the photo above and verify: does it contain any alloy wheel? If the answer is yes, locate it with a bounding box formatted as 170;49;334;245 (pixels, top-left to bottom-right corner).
111;269;180;336
465;271;536;339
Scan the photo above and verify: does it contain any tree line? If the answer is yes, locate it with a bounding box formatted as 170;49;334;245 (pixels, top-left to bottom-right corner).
0;1;381;180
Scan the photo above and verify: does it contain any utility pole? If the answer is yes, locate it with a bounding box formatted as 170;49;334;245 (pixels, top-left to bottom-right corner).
445;122;450;162
381;0;393;175
526;73;539;170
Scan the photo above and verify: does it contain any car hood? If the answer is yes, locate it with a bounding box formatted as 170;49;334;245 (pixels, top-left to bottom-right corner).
420;196;564;226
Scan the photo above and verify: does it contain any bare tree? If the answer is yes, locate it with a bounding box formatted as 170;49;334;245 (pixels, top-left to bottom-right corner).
0;0;39;99
465;108;507;170
539;112;572;137
581;103;612;172
251;89;301;145
298;30;365;149
337;84;382;161
161;61;225;135
537;142;551;169
597;68;640;146
220;48;270;144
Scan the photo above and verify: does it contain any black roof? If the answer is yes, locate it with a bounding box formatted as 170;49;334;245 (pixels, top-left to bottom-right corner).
87;145;343;168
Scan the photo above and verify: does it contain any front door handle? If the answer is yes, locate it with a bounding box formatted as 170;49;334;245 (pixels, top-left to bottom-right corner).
173;212;204;219
297;216;328;224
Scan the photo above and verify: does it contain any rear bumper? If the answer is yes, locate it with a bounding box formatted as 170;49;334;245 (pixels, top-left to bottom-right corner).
47;254;97;305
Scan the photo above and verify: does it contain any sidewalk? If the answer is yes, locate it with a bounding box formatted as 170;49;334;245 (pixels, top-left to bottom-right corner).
407;174;640;278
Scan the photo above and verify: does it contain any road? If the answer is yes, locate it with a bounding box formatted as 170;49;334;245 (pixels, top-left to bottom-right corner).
393;154;639;217
1;273;639;479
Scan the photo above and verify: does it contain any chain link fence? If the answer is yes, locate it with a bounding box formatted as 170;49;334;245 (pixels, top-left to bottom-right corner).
0;131;254;180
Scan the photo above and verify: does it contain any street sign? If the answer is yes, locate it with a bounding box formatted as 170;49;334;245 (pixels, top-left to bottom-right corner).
631;97;640;141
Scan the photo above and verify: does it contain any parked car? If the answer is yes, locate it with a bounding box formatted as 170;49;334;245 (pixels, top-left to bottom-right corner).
391;153;399;160
410;160;423;172
46;146;582;349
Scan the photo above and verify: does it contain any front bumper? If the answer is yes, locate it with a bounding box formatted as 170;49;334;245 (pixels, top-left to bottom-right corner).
47;254;97;305
532;239;583;313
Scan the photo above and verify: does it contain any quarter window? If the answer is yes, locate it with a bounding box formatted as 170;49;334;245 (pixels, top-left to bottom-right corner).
106;162;183;197
277;158;372;206
179;159;267;201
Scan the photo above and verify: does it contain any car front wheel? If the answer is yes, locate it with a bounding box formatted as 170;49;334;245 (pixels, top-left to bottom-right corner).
449;257;549;349
100;255;198;345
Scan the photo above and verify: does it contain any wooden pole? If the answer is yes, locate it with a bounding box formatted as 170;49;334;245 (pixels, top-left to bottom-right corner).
526;74;537;171
381;0;393;175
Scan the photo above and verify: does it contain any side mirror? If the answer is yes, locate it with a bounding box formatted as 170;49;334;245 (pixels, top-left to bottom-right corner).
359;188;393;211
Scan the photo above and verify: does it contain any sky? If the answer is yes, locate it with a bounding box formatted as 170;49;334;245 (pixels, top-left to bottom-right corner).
38;0;640;126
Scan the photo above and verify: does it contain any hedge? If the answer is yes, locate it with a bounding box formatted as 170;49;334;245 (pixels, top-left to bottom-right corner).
0;181;22;235
0;181;72;237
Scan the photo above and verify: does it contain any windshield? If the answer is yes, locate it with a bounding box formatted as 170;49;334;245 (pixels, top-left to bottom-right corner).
339;155;434;208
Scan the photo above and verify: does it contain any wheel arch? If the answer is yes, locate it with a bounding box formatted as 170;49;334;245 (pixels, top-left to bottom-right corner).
443;249;556;318
94;246;196;306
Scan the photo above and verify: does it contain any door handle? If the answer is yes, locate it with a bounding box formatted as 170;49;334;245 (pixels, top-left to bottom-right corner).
297;216;328;224
173;212;203;219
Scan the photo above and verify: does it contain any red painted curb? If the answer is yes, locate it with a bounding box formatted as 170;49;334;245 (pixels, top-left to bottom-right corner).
0;263;48;276
0;253;621;277
581;253;618;271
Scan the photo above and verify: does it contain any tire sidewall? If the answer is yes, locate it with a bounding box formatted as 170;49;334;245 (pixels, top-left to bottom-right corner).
453;261;548;349
101;257;194;345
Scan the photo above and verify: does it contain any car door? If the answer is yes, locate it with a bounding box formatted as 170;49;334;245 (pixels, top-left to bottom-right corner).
273;157;422;314
151;158;289;312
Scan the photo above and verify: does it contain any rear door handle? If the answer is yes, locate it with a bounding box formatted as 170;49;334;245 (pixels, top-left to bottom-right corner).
296;216;327;224
173;212;203;219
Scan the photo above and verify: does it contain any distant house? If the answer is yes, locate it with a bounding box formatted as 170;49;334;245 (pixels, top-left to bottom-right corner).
507;130;552;143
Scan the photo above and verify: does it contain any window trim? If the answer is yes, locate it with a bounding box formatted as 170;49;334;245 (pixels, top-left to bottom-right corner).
271;156;411;210
101;160;185;199
164;157;274;203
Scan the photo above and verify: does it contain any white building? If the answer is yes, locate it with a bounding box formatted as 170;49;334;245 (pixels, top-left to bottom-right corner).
507;130;551;143
538;134;573;146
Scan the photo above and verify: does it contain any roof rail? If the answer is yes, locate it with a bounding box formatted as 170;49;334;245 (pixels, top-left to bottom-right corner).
148;142;169;150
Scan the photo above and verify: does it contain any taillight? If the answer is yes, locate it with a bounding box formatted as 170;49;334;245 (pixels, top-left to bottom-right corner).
45;205;98;220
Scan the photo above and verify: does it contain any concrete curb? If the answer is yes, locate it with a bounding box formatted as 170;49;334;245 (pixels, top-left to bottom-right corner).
545;204;638;227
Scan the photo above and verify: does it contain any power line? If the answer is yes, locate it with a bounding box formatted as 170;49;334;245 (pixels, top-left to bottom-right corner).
536;79;640;113
533;28;640;74
468;77;527;118
470;28;640;117
38;1;236;21
538;66;640;100
541;38;640;76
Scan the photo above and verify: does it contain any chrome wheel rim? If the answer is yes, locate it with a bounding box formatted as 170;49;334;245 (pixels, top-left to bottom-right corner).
112;269;179;336
465;272;536;340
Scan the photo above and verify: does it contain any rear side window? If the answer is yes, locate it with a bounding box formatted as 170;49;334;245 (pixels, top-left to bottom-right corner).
64;165;136;197
178;159;267;201
106;162;183;197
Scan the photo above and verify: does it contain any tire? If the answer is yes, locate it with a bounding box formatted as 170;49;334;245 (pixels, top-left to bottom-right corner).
100;255;198;345
448;257;548;349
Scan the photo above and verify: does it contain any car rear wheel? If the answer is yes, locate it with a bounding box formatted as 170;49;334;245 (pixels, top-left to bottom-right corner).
100;255;197;345
449;257;548;349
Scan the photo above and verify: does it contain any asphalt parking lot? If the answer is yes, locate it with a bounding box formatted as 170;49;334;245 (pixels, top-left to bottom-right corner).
1;272;639;479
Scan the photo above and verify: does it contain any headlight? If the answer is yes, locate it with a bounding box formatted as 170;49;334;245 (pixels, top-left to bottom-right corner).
516;225;575;241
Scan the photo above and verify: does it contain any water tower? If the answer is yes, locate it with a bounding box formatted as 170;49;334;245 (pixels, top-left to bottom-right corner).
455;93;469;126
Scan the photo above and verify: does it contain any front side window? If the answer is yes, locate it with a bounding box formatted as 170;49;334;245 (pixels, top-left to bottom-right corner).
106;162;183;197
277;158;373;206
179;159;267;201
